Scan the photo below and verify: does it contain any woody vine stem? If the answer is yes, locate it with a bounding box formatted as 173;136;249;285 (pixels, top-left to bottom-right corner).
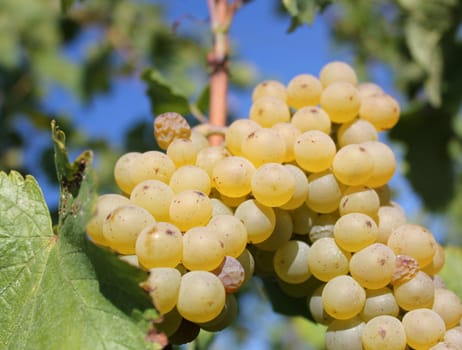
205;0;243;145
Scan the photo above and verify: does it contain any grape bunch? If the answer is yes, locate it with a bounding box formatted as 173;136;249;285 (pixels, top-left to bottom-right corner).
87;61;462;349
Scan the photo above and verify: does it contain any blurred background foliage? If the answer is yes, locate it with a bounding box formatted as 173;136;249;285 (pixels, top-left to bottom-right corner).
1;0;462;348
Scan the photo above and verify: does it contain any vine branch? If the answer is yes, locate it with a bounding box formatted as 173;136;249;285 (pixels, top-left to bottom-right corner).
206;0;242;145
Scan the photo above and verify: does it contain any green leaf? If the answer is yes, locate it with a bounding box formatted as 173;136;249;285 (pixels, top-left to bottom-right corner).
439;246;462;298
61;0;78;13
0;122;158;350
142;68;191;117
281;0;332;32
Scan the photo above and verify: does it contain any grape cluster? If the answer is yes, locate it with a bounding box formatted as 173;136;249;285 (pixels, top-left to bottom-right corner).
87;61;462;349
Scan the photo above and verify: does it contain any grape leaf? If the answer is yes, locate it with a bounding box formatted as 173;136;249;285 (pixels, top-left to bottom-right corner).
0;122;158;350
281;0;332;32
142;68;191;117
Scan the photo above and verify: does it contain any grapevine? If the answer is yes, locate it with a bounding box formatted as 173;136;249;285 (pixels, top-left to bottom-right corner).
87;60;462;349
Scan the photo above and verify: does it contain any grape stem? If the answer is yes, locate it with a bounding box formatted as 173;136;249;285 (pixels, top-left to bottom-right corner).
207;0;242;145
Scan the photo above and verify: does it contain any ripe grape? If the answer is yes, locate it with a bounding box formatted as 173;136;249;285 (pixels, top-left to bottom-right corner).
359;93;400;131
376;203;407;244
339;185;380;217
182;226;225;271
140;267;182;314
169;190;212;232
291;106;331;134
251;162;295;207
337;118;378;148
305;170;343;214
322;275;366;320
402;308;446;350
333;212;378;252
207;214;248;258
294;130;336;172
273;240;312;284
325;317;365;350
212;156;255;198
349;243;396;289
393;271;435;311
177;271;226;323
432;288;462;329
236;248;255;285
169;165;211;195
279;164;309;210
319;61;358;87
309;212;338;242
249;95;290;127
130;179;173;222
224;119;261;156
189;130;209;150
286;74;322;108
357;82;383;99
359;287;400;322
320;81;361;123
423;242;446;276
387;223;437;268
271;122;301;162
252;80;287;102
166;138;199;167
234;199;275;244
361;141;396;188
198;294;238;332
130;150;176;186
195;145;230;177
308;237;350;282
135;222;183;269
361;315;407;350
333;144;374;186
241;127;286;166
444;326;462;347
102;204;156;254
86;194;130;246
210;198;233;216
113;152;142;194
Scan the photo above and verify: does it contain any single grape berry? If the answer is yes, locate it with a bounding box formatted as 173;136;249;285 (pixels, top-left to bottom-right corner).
154;112;191;150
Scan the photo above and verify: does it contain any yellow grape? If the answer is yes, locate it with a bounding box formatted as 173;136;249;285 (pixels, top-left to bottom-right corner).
319;61;358;87
195;145;230;177
402;309;446;350
130;150;176;186
333;144;374;186
286;74;322;108
294;130;336;173
359;93;400;131
360;287;400;322
252;80;287;102
130;179;173;222
212;156;255;198
361;315;407;350
140;267;181;314
249;95;291;127
325;317;365;350
224;119;261;156
271;122;301;162
334;212;378;252
376;203;407;244
357;82;383;99
279;164;309;210
339;185;380;217
322;275;366;320
234;199;275;244
291;106;331;134
308;284;334;325
361;141;396;188
102;204;156;254
273;240;312;284
182;226;225;271
135;222;183;269
308;237;350;282
113;152;142;194
251;162;295;207
166;138;199;167
177;271;226;323
336;118;378;147
393;271;435;310
198;294;239;332
207;214;248;258
320;81;360;123
432;287;462;329
169;165;211;195
305;170;343;214
169;190;212;232
86;194;130;246
241;127;286;166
